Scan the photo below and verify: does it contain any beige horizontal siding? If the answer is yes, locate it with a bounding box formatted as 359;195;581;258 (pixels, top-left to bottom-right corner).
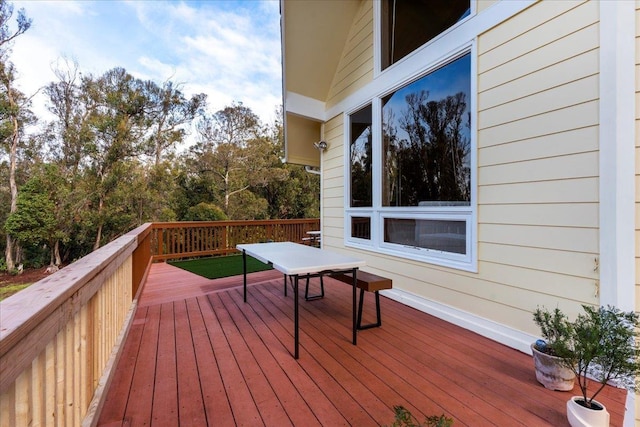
479;224;598;253
326;0;373;108
478;75;599;129
636;0;640;374
476;0;602;326
478;0;586;55
322;113;345;250
480;151;598;186
478;1;597;73
315;0;606;340
478;24;599;92
478;101;599;148
478;49;598;111
479;203;598;228
478;126;598;166
479;178;598;206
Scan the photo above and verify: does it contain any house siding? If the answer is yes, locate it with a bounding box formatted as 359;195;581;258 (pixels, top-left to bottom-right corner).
326;0;373;109
322;114;346;244
635;0;640;421
297;0;638;420
318;0;607;335
477;0;602;327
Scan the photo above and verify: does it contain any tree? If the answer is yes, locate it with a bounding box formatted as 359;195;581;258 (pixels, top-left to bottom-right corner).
0;1;32;271
143;79;205;166
82;67;150;249
0;0;30;57
195;103;265;216
4;165;67;269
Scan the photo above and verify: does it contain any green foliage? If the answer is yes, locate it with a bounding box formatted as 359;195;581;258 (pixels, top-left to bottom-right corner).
4;46;319;267
542;305;640;408
184;202;228;221
385;406;453;427
532;307;572;356
0;282;30;301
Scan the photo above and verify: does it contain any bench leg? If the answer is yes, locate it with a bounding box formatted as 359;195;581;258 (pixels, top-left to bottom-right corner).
304;274;324;301
357;289;382;330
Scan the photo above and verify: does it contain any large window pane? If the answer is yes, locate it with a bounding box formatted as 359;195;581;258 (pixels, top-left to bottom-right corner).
350;105;372;207
384;218;466;254
381;0;470;70
382;54;471;207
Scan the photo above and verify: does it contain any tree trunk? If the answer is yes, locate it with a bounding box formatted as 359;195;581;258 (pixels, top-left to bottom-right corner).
94;223;103;251
93;197;104;251
5;108;19;271
54;240;61;266
5;235;14;271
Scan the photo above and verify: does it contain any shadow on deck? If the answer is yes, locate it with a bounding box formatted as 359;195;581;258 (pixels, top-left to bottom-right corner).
97;263;626;426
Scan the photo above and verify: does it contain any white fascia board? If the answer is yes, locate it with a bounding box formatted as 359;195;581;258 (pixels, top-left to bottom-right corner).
284;91;326;121
598;1;636;312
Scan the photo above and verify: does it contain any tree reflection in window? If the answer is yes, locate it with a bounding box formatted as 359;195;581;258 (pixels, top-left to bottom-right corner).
350;104;372;207
382;54;471;207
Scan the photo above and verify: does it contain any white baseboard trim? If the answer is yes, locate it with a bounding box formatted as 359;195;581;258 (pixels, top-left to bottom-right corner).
382;288;536;355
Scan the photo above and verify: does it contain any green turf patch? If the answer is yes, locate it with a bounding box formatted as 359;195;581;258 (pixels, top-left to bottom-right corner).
169;254;272;280
0;283;32;301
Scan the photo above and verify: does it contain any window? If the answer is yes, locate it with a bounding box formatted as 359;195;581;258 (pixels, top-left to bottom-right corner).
345;53;474;269
382;54;471;208
381;0;470;70
350;105;372;208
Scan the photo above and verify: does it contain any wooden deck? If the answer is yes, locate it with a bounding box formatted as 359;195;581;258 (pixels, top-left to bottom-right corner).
97;263;627;426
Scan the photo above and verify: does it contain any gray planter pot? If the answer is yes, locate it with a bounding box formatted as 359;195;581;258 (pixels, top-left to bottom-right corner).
531;343;575;391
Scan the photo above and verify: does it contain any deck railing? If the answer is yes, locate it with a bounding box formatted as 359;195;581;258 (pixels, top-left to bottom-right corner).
0;219;318;426
150;218;320;261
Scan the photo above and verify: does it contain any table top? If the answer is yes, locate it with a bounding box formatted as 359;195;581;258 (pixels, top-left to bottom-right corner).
237;242;365;275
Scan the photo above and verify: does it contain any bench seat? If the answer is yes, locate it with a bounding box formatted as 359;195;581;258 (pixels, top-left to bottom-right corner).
331;271;392;330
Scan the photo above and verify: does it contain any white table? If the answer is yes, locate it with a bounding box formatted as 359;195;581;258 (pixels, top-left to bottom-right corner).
236;242;366;359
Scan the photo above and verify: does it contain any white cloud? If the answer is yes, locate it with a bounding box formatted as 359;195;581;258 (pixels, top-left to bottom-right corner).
9;0;283;131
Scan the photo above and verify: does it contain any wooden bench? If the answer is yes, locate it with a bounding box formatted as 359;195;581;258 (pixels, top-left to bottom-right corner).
331;271;393;330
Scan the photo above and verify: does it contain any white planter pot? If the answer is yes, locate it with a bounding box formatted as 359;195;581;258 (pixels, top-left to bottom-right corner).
566;396;610;427
531;344;575;391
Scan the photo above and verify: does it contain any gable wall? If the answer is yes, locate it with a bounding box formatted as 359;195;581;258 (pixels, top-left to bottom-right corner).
319;0;608;348
326;0;374;109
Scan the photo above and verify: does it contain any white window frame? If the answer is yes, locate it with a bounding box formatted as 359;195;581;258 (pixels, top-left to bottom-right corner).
345;7;478;272
374;0;476;77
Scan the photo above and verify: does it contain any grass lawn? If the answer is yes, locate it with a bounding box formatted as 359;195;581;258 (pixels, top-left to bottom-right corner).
0;283;32;301
169;254;273;280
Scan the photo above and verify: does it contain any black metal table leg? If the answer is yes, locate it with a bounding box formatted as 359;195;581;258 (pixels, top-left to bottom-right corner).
352;267;357;345
294;274;299;359
243;250;247;302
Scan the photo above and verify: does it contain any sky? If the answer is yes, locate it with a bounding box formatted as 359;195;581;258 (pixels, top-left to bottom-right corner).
9;0;283;129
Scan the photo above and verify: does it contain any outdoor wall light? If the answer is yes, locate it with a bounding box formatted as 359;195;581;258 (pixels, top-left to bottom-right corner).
314;140;328;151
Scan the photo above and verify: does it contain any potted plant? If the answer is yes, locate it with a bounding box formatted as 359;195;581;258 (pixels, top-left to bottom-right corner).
532;307;576;391
553;305;640;427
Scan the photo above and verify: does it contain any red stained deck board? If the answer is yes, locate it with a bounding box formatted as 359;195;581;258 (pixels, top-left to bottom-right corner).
124;304;161;426
223;286;353;427
186;297;236;426
215;291;320;427
97;264;627;427
152;303;178;425
174;300;209;426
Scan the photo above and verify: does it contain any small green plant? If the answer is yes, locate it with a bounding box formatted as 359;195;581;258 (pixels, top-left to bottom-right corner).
532;307;573;356
553;305;640;409
385;405;453;427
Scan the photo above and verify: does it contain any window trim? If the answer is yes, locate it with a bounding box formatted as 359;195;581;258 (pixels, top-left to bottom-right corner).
373;0;476;77
344;41;478;272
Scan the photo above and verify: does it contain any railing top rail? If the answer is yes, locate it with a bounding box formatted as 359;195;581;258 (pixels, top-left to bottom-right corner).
151;219;318;229
0;233;138;357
